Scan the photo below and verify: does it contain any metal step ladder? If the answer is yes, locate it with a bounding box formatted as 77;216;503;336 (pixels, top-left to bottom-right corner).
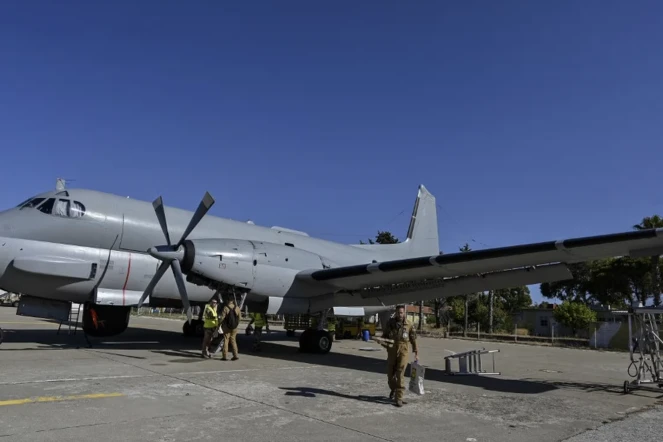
614;306;663;394
444;348;501;376
57;302;81;335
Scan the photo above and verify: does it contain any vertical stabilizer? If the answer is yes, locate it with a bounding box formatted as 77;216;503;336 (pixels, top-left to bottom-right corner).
403;184;440;257
354;184;440;260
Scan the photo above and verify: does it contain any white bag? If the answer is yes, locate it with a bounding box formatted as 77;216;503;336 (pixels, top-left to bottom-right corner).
409;360;425;395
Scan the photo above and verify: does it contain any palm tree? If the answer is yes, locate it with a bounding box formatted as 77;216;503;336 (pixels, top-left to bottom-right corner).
633;215;663;306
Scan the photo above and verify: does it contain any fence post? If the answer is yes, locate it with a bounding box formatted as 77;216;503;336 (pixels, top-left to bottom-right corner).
477;323;480;340
514;323;518;342
551;324;555;345
593;327;597;349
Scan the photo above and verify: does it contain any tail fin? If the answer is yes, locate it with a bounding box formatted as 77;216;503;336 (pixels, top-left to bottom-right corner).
355;184;440;260
402;184;440;257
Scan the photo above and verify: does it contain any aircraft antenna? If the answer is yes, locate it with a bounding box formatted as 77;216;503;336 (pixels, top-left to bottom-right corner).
55;177;77;191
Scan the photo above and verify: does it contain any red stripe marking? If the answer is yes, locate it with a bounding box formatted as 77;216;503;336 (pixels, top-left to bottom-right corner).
122;253;132;306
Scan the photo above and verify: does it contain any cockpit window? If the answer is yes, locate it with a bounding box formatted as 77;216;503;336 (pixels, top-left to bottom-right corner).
37;198;55;214
15;198;32;208
17;195;86;218
52;198;86;218
20;198;45;209
70;201;85;217
54;199;70;217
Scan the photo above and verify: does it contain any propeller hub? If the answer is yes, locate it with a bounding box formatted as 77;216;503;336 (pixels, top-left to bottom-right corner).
148;244;185;262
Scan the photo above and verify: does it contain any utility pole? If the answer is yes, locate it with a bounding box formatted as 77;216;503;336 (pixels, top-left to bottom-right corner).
418;300;424;331
489;290;494;334
464;294;469;337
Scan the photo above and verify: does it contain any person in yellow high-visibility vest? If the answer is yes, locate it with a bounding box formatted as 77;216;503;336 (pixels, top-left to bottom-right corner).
247;312;270;351
201;298;219;358
327;315;337;341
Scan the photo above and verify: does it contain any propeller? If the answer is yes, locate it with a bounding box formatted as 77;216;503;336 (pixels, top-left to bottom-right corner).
137;192;216;323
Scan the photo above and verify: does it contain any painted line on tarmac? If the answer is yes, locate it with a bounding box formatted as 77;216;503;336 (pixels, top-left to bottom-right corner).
0;374;160;386
0;392;124;407
0;365;322;386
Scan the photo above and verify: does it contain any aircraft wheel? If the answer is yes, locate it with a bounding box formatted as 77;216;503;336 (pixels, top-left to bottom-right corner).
298;329;313;352
193;320;204;337
313;330;333;355
623;381;631;394
182;321;194;337
311;330;332;354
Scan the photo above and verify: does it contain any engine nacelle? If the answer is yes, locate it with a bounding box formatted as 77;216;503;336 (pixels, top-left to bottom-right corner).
181;238;326;297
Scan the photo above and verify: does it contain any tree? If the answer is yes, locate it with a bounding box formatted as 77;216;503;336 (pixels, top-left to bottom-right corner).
541;257;661;308
540;263;594;303
633;215;663;306
495;286;532;315
552;301;597;336
360;230;399;245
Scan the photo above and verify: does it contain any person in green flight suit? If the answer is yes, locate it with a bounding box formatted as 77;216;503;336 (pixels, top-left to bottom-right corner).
380;304;419;407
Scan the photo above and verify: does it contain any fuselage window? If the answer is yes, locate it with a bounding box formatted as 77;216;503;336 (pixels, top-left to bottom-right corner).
20;198;45;209
37;198;55;214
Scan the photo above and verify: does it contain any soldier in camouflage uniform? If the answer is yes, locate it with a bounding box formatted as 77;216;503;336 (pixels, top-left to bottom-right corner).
380;304;418;407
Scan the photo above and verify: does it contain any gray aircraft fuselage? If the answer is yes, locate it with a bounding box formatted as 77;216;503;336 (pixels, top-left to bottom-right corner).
0;187;428;316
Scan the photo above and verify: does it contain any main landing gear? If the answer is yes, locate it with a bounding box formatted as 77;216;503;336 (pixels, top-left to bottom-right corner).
298;328;333;354
182;319;205;337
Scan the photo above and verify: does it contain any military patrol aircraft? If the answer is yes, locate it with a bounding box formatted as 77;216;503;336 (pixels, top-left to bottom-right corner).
1;181;662;354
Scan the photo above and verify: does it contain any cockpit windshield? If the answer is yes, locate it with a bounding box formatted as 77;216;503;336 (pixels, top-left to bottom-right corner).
18;198;45;209
18;196;86;218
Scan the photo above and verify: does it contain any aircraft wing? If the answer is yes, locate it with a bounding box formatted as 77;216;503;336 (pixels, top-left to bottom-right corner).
296;228;663;309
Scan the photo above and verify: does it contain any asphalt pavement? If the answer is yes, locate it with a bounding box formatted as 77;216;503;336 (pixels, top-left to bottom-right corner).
1;307;662;441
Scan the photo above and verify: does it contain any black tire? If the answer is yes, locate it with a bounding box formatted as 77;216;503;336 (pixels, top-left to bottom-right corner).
623;381;630;394
12;301;19;308
309;330;332;354
299;329;313;352
182;321;194;337
194;320;204;336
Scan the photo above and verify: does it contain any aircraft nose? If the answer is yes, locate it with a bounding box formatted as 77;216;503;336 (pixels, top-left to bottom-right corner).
0;237;11;283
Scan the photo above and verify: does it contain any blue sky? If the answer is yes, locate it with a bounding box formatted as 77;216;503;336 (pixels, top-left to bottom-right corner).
1;1;661;304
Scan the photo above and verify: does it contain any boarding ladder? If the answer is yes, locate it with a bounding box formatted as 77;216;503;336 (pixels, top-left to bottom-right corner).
444;348;501;376
57;302;81;336
615;306;663;394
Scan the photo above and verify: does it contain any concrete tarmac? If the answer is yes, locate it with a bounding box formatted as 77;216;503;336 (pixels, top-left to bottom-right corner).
1;307;662;441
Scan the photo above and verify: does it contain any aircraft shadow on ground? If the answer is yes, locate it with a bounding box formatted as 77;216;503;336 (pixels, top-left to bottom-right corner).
2;325;653;397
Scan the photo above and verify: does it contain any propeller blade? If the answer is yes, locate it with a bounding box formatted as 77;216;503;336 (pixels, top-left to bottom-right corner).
170;259;192;323
176;191;215;247
137;261;170;308
152;196;171;246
